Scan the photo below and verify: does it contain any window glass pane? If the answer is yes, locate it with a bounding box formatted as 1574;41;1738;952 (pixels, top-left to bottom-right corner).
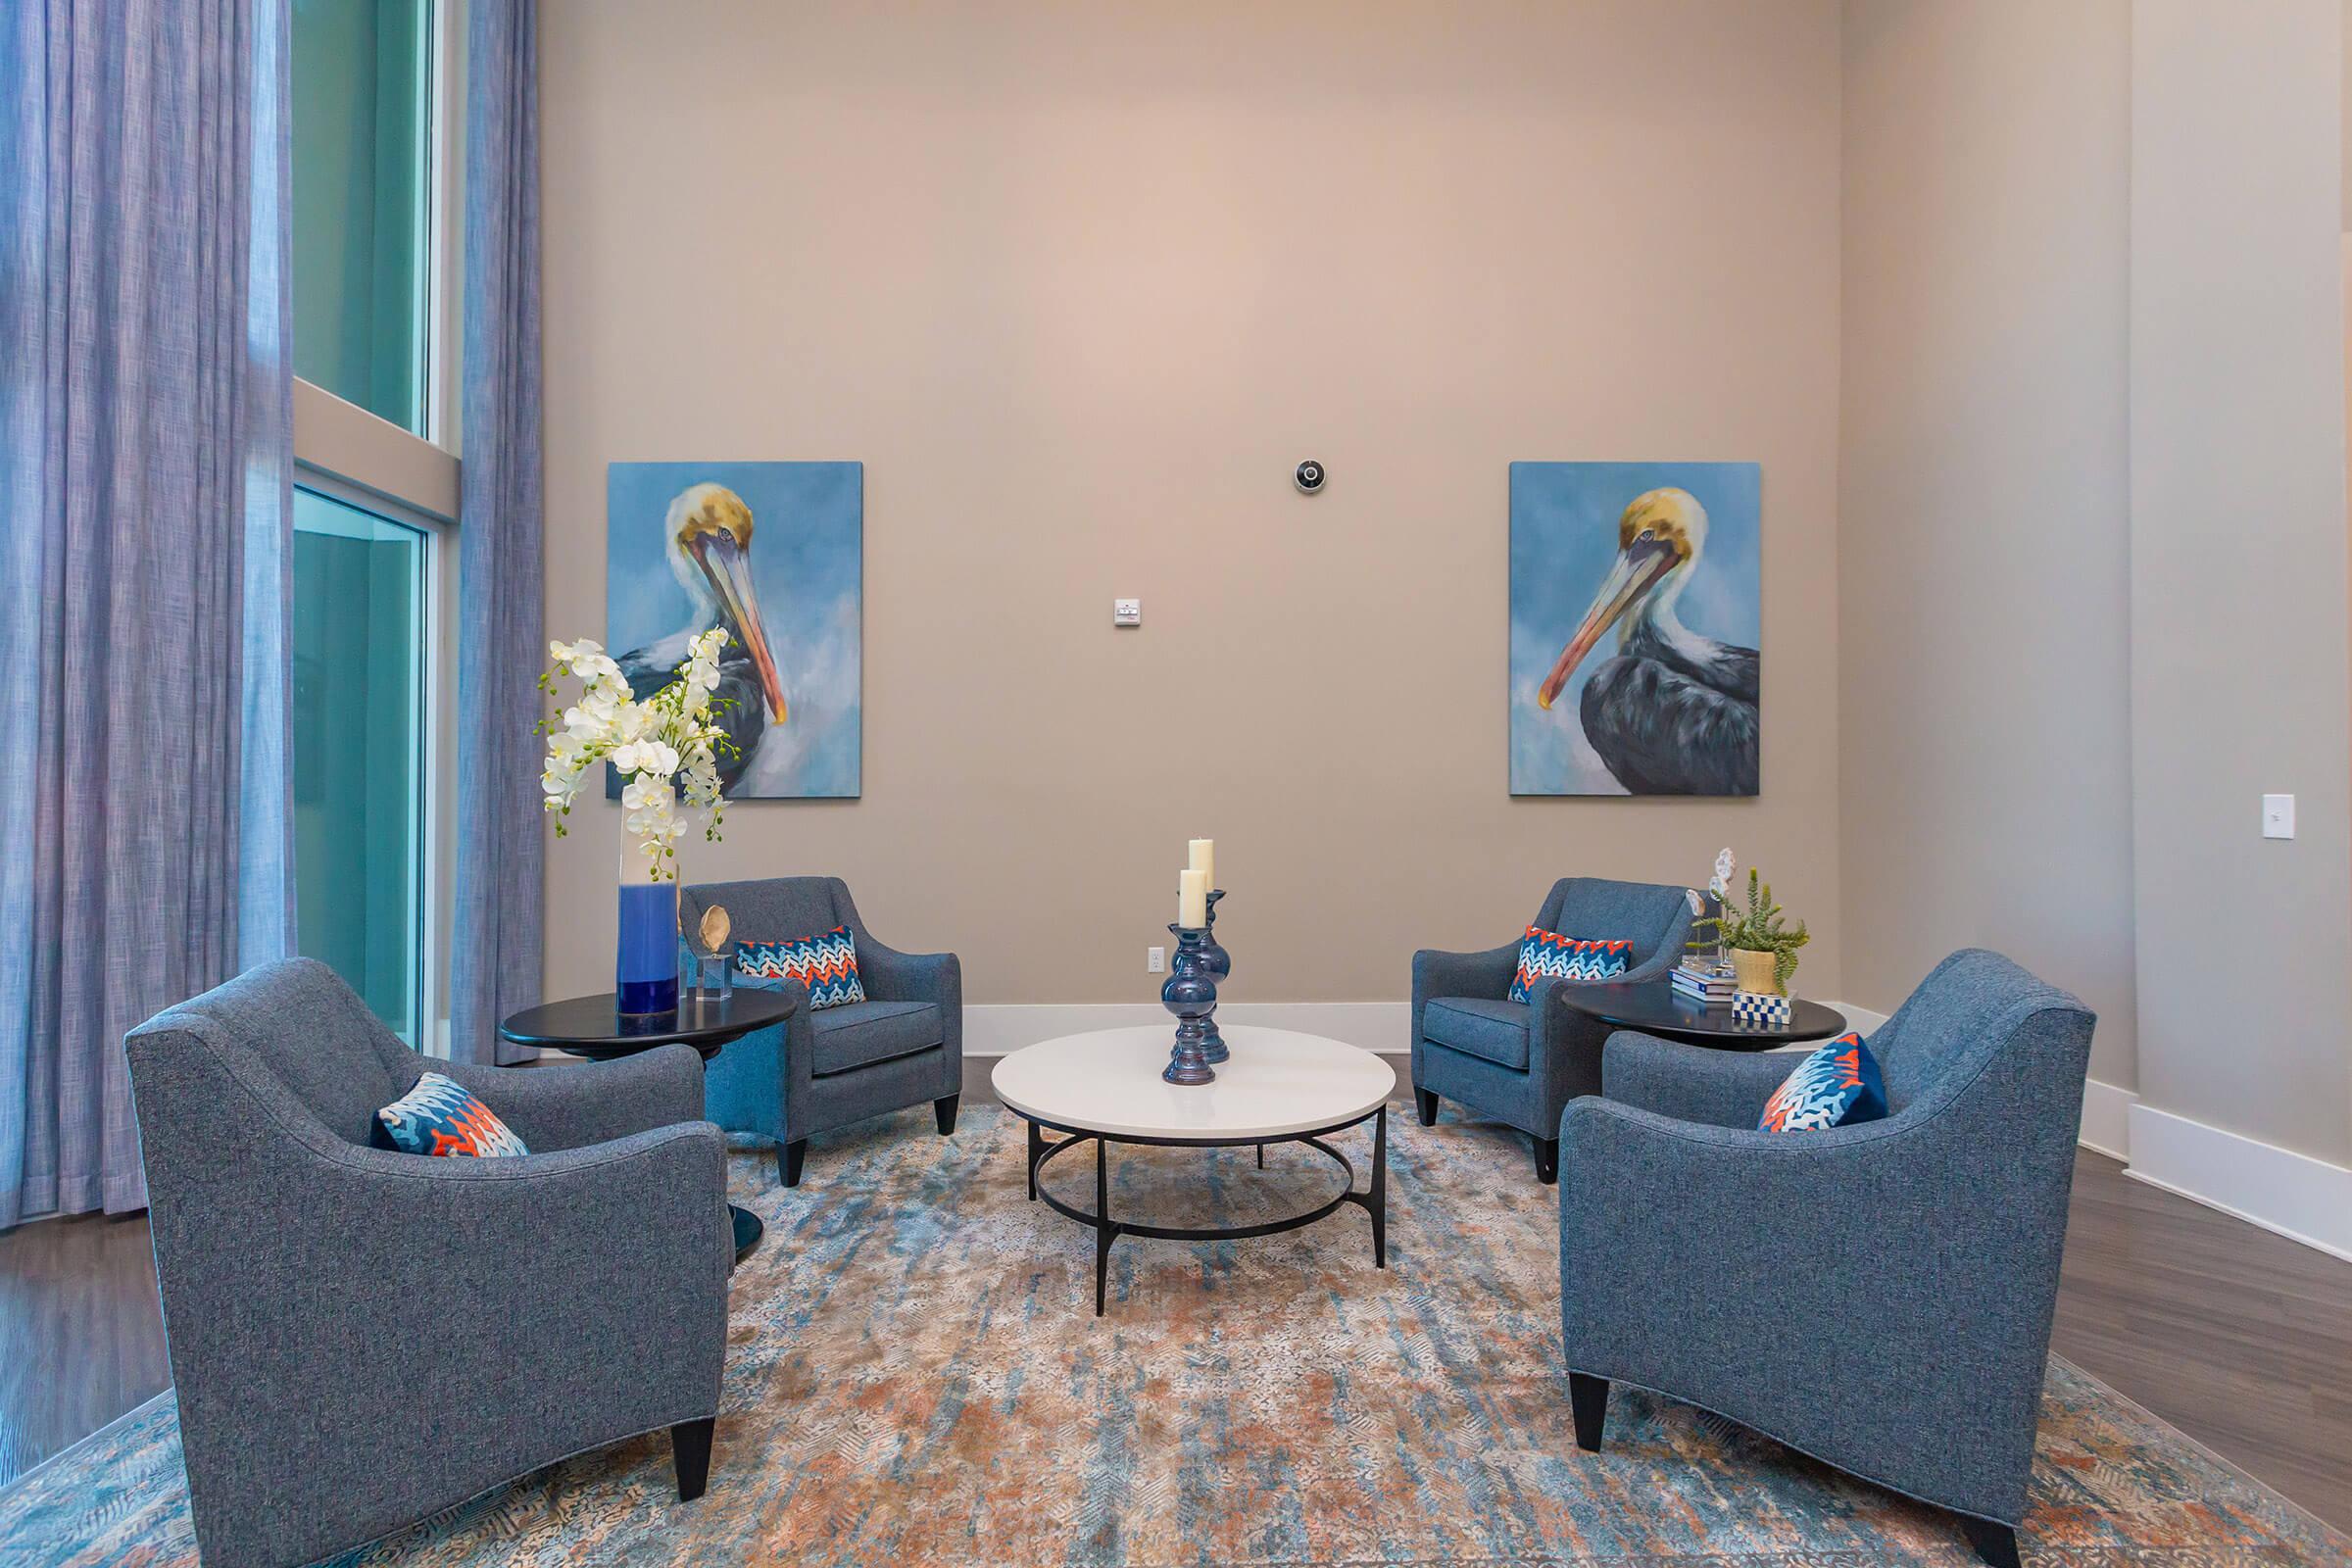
292;487;426;1044
291;0;432;433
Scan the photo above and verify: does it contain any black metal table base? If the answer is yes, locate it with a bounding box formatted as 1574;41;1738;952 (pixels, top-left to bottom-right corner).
728;1203;762;1269
1021;1104;1388;1315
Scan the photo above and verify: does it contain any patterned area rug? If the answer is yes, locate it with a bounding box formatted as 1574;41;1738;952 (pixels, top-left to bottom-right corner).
3;1104;2346;1567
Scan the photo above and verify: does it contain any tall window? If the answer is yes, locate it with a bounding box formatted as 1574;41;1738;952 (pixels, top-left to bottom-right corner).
291;488;430;1044
291;0;434;432
290;0;459;1050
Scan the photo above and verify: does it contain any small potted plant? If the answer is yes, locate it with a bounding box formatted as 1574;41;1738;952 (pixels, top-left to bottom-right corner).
1693;867;1809;997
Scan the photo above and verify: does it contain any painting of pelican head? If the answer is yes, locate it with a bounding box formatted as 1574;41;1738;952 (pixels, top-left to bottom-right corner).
607;462;863;799
1508;463;1760;796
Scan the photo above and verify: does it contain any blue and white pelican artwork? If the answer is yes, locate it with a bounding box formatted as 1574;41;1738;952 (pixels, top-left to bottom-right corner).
1509;462;1760;796
606;461;862;799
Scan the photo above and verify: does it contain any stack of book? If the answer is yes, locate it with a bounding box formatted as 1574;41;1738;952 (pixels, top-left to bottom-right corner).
1671;959;1736;1007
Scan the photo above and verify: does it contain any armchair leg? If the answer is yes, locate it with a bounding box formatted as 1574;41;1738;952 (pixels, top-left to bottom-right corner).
671;1416;715;1501
1534;1136;1558;1185
1568;1373;1609;1452
779;1139;808;1188
934;1093;960;1136
1960;1517;2020;1568
1414;1087;1439;1127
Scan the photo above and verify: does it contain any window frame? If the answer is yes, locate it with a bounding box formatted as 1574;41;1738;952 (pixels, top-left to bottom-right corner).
289;0;466;1055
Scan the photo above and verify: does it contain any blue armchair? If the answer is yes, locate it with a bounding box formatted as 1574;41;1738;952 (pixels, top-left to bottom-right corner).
124;958;730;1568
1411;876;1692;1182
1557;950;2095;1568
682;875;962;1187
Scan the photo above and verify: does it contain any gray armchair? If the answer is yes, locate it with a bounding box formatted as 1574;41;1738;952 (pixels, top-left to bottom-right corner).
124;958;731;1568
1411;876;1693;1181
682;875;962;1187
1558;949;2095;1568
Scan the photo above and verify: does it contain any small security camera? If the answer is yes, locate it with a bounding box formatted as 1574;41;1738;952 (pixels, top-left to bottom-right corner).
1294;460;1327;494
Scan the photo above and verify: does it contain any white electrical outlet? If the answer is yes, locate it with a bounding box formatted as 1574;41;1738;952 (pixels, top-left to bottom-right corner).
2262;793;2295;839
1113;598;1142;627
1147;945;1165;973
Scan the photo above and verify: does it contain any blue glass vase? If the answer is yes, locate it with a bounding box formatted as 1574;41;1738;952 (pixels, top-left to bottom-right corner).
616;839;679;1015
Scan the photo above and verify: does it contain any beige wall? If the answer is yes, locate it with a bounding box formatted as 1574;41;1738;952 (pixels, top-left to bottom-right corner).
2131;0;2352;1163
536;2;1846;1006
1837;2;2138;1087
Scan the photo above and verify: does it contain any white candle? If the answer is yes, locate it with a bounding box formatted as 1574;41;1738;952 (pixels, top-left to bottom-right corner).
1179;868;1208;928
1188;838;1214;890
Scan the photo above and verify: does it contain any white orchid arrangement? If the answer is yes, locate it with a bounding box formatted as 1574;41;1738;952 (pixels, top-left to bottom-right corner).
538;628;737;882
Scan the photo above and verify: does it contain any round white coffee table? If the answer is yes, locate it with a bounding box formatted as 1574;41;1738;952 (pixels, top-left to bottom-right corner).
992;1025;1396;1314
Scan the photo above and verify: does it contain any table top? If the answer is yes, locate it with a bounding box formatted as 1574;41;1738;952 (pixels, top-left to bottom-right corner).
992;1025;1396;1142
1553;980;1846;1050
497;989;797;1055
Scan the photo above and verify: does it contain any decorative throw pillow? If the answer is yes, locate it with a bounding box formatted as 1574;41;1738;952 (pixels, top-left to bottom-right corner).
737;925;866;1009
1508;926;1632;1003
1758;1033;1888;1133
375;1071;530;1157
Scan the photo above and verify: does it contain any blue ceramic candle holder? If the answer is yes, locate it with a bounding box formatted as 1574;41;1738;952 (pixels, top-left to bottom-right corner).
1199;890;1231;1063
1161;924;1220;1085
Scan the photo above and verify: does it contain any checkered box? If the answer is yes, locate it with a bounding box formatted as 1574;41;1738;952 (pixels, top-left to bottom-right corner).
1730;990;1791;1026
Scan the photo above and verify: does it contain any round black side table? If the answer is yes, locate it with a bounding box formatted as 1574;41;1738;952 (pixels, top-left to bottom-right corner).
1554;980;1847;1053
498;989;800;1266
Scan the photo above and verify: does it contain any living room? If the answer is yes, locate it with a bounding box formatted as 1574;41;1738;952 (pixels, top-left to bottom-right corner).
2;3;2348;1566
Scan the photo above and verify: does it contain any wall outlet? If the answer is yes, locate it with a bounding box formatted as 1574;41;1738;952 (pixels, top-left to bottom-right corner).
1147;945;1165;973
1113;598;1142;627
2262;793;2295;839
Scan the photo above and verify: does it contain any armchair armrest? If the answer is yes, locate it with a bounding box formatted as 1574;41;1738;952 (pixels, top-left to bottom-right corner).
1412;940;1520;1007
856;934;961;1011
436;1043;708;1152
1599;1030;1799;1129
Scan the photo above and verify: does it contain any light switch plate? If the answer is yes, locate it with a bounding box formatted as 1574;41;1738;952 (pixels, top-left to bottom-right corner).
1113;598;1142;627
1147;945;1165;973
2262;794;2295;839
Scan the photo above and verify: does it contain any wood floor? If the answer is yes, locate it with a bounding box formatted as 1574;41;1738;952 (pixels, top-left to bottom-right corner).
0;1144;2345;1539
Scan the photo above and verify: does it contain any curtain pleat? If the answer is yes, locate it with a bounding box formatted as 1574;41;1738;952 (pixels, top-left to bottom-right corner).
450;0;546;1065
0;0;293;1226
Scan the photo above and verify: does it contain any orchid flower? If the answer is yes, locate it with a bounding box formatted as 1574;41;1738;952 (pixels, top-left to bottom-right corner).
538;627;740;879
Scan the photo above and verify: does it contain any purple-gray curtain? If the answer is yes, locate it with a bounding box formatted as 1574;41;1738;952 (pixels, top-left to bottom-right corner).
450;0;545;1065
0;0;296;1225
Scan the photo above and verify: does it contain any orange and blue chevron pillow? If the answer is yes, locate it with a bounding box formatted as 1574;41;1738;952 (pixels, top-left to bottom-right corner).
738;925;866;1009
375;1071;530;1157
1507;927;1631;1003
1759;1032;1887;1133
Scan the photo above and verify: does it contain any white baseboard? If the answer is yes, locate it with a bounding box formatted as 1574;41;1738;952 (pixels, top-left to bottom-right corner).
2077;1078;2134;1159
2124;1102;2352;1263
966;1002;1411;1056
968;997;1885;1058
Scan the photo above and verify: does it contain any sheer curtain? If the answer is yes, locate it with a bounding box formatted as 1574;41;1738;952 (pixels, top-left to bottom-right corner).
0;0;295;1225
450;0;546;1065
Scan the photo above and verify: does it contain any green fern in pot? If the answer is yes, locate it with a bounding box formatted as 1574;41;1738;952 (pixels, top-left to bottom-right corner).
1691;868;1809;996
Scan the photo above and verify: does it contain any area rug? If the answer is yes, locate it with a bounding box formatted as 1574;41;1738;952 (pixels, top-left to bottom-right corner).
3;1104;2345;1567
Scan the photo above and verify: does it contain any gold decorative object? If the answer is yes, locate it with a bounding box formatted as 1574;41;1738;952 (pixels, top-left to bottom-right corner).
697;905;732;956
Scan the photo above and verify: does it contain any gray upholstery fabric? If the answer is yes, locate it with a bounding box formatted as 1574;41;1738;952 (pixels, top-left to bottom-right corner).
1559;949;2095;1532
1600;1030;1798;1129
811;1001;945;1077
1411;878;1694;1145
1421;998;1535;1071
125;958;728;1568
682;877;960;1161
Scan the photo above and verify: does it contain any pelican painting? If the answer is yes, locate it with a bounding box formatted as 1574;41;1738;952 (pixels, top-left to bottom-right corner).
1509;462;1760;796
606;461;862;798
